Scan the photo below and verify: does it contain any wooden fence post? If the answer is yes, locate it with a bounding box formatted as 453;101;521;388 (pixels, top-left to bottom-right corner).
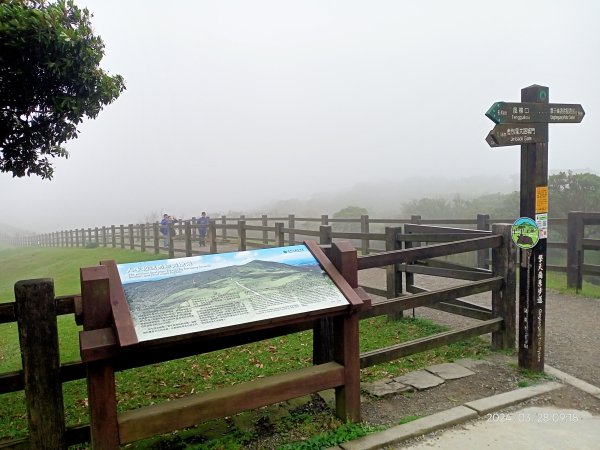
238;220;247;251
477;213;490;269
209;220;217;254
82;228;86;247
110;226;116;248
567;212;584;290
330;241;361;422
153;222;159;255
185;221;192;257
262;215;269;245
319;225;332;246
75;229;80;247
275;222;284;247
140;224;146;253
80;266;119;449
313;225;334;365
191;217;197;241
94;227;99;246
360;214;369;255
70;229;74;247
15;279;66;449
491;224;516;350
119;225;125;249
101;227;107;247
221;215;228;243
321;214;329;226
288;214;295;245
386;226;403;321
168;222;175;258
129;224;134;250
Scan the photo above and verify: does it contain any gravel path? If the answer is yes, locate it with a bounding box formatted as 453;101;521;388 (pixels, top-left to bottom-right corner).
358;268;600;386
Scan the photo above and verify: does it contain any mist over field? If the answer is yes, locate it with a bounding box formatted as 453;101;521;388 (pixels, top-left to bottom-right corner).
1;1;598;234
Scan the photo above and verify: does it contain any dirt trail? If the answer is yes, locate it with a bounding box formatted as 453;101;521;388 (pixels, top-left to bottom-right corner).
357;267;600;387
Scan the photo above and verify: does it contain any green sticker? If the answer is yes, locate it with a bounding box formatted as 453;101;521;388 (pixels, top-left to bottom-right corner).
511;217;539;249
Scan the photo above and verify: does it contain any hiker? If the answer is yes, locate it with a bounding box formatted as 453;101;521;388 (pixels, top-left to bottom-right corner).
160;214;170;247
197;211;209;246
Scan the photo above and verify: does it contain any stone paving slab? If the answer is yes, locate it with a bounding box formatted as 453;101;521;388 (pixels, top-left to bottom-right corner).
425;362;475;380
452;357;492;370
361;380;413;398
394;370;445;390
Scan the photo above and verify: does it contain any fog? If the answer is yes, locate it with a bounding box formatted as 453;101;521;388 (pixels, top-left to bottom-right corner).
1;0;599;233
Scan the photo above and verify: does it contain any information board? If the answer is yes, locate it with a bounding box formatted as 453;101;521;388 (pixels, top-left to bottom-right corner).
117;245;349;342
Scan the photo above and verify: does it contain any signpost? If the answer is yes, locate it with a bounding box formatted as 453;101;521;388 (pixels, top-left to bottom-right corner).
486;102;585;124
485;85;584;372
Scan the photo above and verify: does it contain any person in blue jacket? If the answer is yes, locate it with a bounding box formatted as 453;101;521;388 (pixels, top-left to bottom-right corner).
160;214;171;248
197;212;209;246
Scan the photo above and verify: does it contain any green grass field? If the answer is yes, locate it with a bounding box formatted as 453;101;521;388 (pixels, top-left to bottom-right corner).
0;247;491;448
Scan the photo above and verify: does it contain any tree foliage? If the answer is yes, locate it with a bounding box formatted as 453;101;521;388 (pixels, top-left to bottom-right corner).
548;171;600;217
0;0;125;179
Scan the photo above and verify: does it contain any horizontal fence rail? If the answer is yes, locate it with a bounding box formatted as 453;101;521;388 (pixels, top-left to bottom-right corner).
0;218;525;447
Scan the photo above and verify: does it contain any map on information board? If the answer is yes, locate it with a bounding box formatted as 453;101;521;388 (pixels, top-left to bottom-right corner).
117;245;349;342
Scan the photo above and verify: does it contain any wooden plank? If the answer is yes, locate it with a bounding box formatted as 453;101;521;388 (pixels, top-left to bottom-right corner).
394;233;486;242
334;314;361;422
14;279;66;449
80;266;111;330
0;302;15;323
359;285;388;298
357;235;502;270
118;362;345;444
87;362;119;449
360;278;503;319
80;328;118;363
55;295;79;315
0;370;23;394
399;264;492;281
427;302;492;320
582;264;600;275
547;264;567;273
403;224;489;234
100;260;138;347
406;284;492;313
305;240;365;309
360;318;503;368
331;231;386;241
582;238;600;250
492;224;516;350
424;258;492;274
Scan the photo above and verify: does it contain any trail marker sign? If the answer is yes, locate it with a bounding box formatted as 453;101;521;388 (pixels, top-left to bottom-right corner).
485;85;584;372
486;102;585;124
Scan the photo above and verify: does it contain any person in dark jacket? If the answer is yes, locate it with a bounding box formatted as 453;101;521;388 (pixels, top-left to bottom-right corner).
197;212;209;246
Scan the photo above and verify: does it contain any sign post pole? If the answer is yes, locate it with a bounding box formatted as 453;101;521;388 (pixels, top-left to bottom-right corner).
518;85;549;372
485;84;584;372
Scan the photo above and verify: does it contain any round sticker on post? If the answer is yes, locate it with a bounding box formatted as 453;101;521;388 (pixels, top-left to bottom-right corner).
511;217;539;249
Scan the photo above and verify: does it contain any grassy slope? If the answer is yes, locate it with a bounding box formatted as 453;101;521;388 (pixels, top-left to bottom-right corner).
0;247;490;446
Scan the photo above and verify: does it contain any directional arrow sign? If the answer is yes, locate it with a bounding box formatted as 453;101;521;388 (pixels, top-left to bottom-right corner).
486;102;585;124
485;123;548;148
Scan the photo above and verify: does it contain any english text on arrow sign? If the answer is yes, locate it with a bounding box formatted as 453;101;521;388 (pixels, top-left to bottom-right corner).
485;102;585;124
485;123;548;148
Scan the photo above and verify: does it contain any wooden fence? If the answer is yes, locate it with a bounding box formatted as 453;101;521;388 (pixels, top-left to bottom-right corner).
0;219;518;448
6;212;600;286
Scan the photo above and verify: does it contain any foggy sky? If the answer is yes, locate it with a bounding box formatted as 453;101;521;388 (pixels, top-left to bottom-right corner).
1;0;599;232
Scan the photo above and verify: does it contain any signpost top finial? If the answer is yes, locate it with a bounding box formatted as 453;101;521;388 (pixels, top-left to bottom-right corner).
522;85;549;103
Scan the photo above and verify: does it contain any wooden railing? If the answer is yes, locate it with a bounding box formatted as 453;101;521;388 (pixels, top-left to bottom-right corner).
0;221;518;448
6;212;598;287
